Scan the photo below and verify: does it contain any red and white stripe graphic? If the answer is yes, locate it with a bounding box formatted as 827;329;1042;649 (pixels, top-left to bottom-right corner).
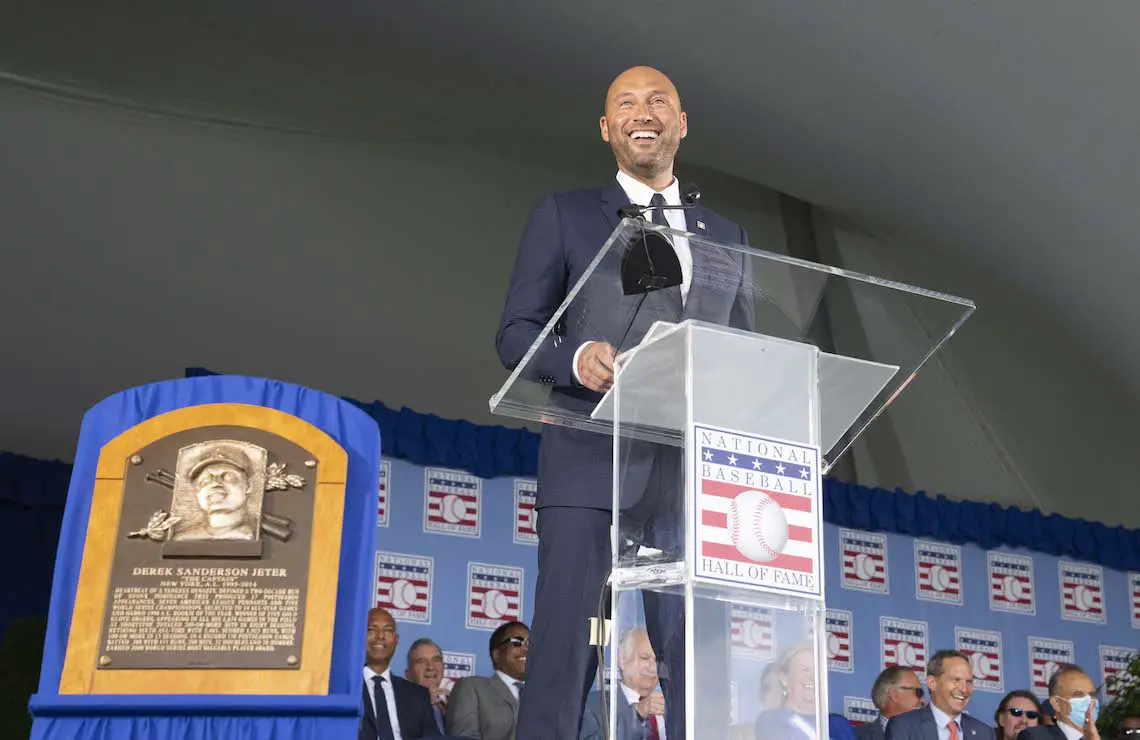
826;609;853;673
1059;561;1105;624
1029;637;1075;696
841;529;888;594
374;551;433;624
424;467;481;537
988;552;1035;615
730;605;775;661
377;459;390;527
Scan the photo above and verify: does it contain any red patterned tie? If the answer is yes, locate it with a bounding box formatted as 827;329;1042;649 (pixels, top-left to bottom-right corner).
648;715;661;740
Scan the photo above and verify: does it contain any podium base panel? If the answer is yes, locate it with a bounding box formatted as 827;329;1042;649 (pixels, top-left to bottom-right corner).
607;583;827;740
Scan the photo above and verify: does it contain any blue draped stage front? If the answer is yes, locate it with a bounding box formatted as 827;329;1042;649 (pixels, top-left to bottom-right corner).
3;368;1138;734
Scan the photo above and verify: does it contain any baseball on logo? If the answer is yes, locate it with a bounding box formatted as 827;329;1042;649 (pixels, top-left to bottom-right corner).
855;553;878;581
390;579;417;610
729;490;789;562
441;494;467;523
826;632;840;658
970;651;991;677
483;589;509;620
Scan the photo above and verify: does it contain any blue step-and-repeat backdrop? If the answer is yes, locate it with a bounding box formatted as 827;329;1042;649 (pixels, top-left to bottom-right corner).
373;456;1139;727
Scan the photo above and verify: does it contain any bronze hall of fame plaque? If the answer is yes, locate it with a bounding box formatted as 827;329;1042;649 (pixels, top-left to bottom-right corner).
99;426;316;671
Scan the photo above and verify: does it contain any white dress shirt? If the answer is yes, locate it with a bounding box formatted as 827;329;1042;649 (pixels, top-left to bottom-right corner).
1057;721;1084;740
929;703;961;740
620;682;667;739
496;670;524;702
363;666;404;740
571;170;693;383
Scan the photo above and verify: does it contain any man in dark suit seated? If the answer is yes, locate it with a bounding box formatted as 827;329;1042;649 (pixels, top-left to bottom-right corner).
580;627;665;740
360;607;441;740
1016;664;1102;740
446;621;530;740
857;667;927;740
885;650;994;740
496;64;753;740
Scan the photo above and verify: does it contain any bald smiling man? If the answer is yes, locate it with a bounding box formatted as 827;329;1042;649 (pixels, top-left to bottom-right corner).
496;66;754;740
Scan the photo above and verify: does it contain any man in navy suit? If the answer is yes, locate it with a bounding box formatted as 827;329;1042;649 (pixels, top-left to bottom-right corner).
496;65;753;740
360;607;441;740
1016;664;1102;740
885;651;994;740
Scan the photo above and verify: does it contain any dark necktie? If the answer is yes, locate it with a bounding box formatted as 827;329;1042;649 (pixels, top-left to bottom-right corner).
372;675;396;740
649;193;669;228
648;192;683;317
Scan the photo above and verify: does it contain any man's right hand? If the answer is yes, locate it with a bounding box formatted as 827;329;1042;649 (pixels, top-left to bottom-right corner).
430;686;449;707
576;341;617;393
636;693;665;718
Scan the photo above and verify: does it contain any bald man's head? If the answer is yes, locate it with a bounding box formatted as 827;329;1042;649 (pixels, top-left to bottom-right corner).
365;606;398;670
600;66;686;190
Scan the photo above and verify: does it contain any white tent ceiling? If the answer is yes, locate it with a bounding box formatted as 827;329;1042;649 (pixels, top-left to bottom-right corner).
1;1;1137;524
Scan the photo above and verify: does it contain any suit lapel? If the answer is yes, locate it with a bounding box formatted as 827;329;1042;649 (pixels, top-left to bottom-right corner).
361;679;379;733
489;675;519;712
389;676;408;735
600;182;631;233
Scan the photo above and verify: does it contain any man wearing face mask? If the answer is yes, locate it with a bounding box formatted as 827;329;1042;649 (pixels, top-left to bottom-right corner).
1016;665;1101;740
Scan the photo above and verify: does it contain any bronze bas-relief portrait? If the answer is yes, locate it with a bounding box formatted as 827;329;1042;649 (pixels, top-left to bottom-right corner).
172;441;266;542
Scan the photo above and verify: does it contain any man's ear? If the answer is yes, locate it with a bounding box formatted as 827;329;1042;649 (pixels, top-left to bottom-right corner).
679;110;688;139
600;116;611;143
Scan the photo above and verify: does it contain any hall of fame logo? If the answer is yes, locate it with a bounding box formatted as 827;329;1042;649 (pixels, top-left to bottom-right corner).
1130;572;1140;629
956;627;1003;692
693;426;822;598
881;617;927;670
826;609;853;673
424;467;481;538
730;605;775;661
915;540;962;605
441;651;476;692
374;551;433;624
1059;561;1105;624
841;528;889;594
844;697;879;727
1100;645;1137;700
988;551;1035;615
466;562;523;630
514;479;538;545
377;459;391;527
1029;637;1075;697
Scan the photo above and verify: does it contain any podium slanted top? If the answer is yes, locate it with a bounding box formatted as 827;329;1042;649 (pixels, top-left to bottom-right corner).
491;218;973;472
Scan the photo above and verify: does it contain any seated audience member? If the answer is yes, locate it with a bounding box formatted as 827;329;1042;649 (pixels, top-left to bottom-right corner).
446;621;529;740
361;607;441;740
994;691;1043;740
830;713;858;740
1017;665;1100;740
885;650;994;740
754;641;819;740
580;626;665;740
858;667;927;740
406;637;449;735
1118;716;1140;739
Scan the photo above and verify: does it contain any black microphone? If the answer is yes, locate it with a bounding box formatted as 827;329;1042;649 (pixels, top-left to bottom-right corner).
617;181;701;221
610;182;700;351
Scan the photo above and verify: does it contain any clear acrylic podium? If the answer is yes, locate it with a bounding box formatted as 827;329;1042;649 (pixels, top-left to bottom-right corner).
490;218;973;739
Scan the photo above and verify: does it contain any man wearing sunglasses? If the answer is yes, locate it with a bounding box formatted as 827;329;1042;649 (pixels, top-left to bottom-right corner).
447;621;530;740
1016;665;1101;740
994;691;1044;740
885;650;994;740
859;667;927;740
1119;716;1140;739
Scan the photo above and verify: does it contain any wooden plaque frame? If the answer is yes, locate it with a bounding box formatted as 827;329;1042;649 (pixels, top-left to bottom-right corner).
58;403;347;695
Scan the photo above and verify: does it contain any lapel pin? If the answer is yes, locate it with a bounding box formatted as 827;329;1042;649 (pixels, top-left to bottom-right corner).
696;220;707;230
